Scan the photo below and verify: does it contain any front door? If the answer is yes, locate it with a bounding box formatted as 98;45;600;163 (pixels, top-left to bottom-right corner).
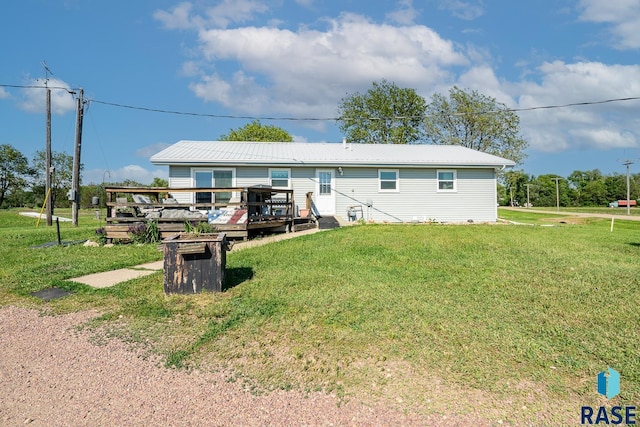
315;169;335;215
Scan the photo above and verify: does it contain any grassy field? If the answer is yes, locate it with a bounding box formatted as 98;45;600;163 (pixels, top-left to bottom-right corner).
1;208;639;424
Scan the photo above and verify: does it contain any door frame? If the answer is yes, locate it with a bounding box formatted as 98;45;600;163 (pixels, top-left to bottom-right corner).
315;169;336;215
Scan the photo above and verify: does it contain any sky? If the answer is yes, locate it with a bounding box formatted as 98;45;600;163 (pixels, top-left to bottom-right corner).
2;0;640;184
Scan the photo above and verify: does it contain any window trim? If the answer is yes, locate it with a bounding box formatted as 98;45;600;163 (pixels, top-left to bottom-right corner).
191;167;237;205
437;169;457;192
268;168;291;189
378;169;399;193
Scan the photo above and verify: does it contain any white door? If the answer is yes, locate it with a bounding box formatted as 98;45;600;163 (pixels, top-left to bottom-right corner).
315;169;335;215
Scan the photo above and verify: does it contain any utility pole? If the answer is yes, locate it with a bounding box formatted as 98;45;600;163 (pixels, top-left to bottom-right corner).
552;177;561;212
45;87;52;226
525;183;531;208
42;61;54;227
71;88;84;226
621;160;634;216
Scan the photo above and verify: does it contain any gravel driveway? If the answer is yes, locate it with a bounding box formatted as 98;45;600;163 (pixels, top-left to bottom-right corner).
0;306;481;426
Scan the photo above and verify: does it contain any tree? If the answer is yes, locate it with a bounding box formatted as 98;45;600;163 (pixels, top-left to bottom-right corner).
336;80;427;144
0;144;32;208
531;174;572;207
605;174;628;202
150;177;168;187
503;170;532;206
568;169;608;206
424;86;528;164
219;120;293;142
31;150;77;208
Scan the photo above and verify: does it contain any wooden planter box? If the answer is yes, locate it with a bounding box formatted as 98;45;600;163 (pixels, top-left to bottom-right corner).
162;233;229;293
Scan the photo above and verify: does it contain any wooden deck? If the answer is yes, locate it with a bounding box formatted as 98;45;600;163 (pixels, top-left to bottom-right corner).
104;186;317;242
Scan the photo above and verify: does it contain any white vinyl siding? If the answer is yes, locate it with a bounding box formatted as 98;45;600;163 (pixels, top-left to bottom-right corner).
168;166;191;204
331;168;496;223
169;165;498;223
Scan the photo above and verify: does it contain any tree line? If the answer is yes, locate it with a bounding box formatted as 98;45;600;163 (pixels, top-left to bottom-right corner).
0;144;167;209
501;170;640;207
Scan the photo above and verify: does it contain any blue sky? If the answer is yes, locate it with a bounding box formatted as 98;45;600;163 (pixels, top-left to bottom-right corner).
2;0;640;184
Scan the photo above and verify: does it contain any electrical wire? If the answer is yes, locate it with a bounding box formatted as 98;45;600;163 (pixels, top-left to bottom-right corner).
2;83;640;122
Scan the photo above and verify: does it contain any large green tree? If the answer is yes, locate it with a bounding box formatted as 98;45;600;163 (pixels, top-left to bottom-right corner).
336;80;427;144
0;144;32;207
567;169;608;206
424;86;528;164
605;173;629;202
531;174;572;207
219;120;293;142
503;170;534;206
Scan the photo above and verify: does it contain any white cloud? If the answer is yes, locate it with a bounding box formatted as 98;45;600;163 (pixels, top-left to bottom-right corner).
154;2;201;30
514;61;640;152
19;78;76;115
154;0;269;30
204;0;269;28
456;65;514;106
387;0;420;25
188;13;467;118
0;87;9;99
577;0;640;49
437;0;485;21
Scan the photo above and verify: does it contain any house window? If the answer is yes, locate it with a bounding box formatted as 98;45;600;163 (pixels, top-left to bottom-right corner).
437;170;457;192
318;171;332;195
193;168;235;206
379;169;399;192
269;169;290;188
194;170;213;204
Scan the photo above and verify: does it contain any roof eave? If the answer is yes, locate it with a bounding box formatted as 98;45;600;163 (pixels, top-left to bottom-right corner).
151;159;516;169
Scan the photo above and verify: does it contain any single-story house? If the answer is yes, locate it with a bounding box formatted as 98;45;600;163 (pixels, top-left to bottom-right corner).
150;140;515;223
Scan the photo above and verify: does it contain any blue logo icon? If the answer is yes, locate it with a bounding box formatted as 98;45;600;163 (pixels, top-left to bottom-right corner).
597;367;620;399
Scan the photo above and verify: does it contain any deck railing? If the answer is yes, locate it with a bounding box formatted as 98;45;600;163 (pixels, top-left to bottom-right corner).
103;186;310;241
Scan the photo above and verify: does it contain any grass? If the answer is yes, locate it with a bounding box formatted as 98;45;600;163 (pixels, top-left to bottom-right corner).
1;207;639;424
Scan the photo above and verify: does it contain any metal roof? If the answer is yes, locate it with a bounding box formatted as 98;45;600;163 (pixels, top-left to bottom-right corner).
150;140;516;168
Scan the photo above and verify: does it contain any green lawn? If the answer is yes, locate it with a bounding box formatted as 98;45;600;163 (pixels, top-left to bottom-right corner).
1;208;639;424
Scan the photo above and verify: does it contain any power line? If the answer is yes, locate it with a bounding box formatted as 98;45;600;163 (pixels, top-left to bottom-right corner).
511;97;640;112
2;83;640;122
88;99;335;121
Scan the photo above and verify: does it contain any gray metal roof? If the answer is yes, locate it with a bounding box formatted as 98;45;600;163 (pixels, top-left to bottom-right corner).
150;140;516;168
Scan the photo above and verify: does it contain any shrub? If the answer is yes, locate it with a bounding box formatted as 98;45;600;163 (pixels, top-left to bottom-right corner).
126;220;161;244
95;227;107;245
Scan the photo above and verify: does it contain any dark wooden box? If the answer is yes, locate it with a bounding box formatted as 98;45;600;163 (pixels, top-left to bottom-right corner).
162;233;228;293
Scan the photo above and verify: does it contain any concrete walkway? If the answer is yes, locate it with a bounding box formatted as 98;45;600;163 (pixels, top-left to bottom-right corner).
70;228;326;289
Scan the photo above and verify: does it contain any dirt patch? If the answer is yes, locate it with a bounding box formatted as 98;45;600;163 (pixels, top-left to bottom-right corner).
0;306;468;426
0;306;586;426
540;216;590;225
